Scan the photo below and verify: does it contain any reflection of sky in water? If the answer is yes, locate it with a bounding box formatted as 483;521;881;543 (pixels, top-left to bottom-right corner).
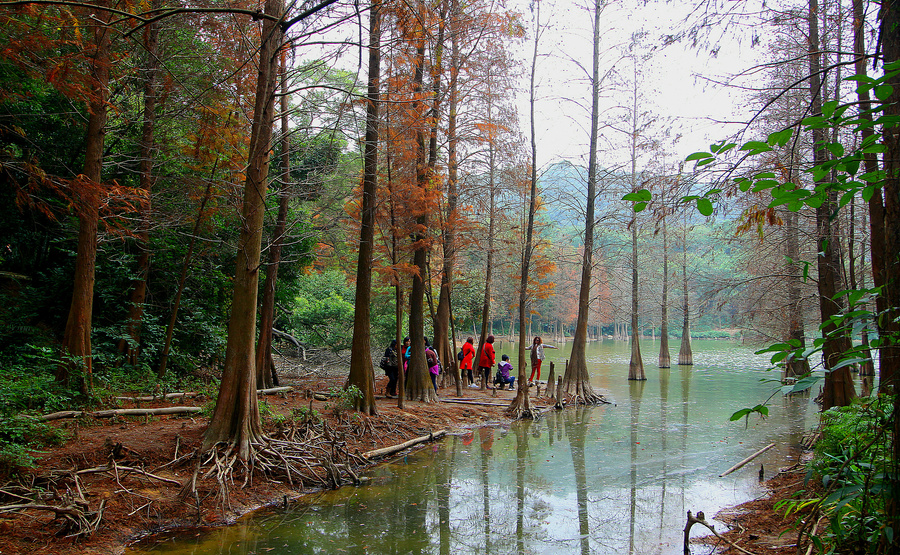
130;340;835;555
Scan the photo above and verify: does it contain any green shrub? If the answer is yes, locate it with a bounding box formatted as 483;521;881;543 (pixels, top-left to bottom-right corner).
326;385;362;416
0;415;68;474
796;396;895;553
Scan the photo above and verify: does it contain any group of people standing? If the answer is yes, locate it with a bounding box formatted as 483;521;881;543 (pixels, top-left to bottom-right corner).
380;335;444;397
385;334;556;395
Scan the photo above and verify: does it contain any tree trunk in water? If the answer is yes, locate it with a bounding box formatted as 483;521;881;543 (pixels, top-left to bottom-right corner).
58;4;112;394
809;0;855;410
628;221;645;380
658;209;670;368
255;53;292;391
627;57;644;381
118;5;160;366
563;0;603;403
347;0;381;415
678;225;693;366
202;0;283;456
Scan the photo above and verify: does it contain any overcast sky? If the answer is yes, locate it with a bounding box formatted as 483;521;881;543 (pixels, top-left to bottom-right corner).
515;0;768;172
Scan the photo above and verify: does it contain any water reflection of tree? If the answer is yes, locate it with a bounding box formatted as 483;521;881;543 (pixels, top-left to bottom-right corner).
658;367;670;543
680;363;691;518
480;427;493;553
515;420;531;554
437;437;456;555
566;405;592;555
629;379;645;555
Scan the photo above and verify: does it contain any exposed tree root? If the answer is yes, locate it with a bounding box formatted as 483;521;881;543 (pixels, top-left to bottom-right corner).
562;379;610;407
0;473;106;539
506;405;541;420
683;510;758;555
179;416;391;506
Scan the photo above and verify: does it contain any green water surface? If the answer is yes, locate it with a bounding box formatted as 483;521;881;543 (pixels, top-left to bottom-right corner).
129;339;831;555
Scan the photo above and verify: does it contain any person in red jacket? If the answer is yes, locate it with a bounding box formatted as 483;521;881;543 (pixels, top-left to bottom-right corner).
478;335;496;388
461;337;476;386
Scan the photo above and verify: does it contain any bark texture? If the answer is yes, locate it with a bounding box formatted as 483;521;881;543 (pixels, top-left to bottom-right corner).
347;0;381;415
202;0;284;456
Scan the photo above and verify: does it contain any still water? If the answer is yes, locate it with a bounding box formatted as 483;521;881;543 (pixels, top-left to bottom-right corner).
130;339;825;555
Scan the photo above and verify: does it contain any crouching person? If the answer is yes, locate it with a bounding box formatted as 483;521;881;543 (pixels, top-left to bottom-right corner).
494;354;515;390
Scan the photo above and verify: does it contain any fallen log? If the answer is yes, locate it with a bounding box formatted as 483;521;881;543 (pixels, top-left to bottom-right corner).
272;328;306;360
115;392;199;402
34;406;202;422
258;386;293;395
719;443;776;477
363;430;447;460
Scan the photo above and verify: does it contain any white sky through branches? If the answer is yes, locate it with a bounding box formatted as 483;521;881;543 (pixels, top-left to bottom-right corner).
516;0;769;173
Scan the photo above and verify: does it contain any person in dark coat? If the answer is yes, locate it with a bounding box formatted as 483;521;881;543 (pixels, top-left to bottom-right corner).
383;339;400;397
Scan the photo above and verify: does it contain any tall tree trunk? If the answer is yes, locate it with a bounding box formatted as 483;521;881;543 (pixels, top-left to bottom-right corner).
405;30;436;403
255;52;292;391
347;0;381;415
877;0;900;546
658;204;670;368
435;0;462;398
475;143;497;390
865;0;896;393
678;224;693;366
809;0;855;410
509;0;543;417
856;202;875;376
202;0;283;456
627;57;644;381
563;0;603;402
157;177;214;378
385;101;405;409
118;4;160;366
785;209;810;377
628;219;645;380
432;3;459;394
58;3;112;394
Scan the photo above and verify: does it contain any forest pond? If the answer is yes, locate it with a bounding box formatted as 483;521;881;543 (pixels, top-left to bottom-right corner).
128;339;830;555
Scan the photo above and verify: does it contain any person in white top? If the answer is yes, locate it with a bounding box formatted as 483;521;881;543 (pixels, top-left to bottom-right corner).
526;336;557;385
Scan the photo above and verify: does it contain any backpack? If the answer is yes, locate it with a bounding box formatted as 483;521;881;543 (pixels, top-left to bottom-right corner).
457;349;464;361
378;355;389;371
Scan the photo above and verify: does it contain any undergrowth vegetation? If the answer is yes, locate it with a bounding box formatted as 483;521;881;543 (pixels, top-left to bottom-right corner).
0;344;220;476
780;396;897;554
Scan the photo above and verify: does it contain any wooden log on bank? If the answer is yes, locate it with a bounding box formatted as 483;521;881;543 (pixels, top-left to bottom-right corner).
35;406;203;422
258;386;293;395
363;430;447;460
115;392;199;402
719;443;776;477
